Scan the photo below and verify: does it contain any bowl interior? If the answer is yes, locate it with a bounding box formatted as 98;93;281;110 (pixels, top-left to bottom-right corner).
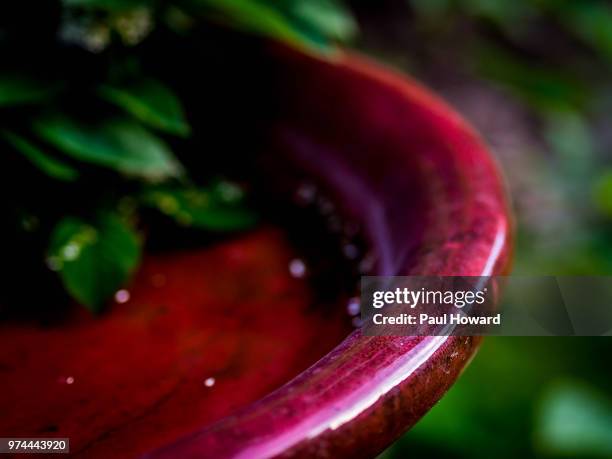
0;38;511;459
0;227;355;457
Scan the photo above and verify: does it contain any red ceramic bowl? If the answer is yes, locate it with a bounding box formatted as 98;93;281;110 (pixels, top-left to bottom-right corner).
144;47;512;458
0;45;511;458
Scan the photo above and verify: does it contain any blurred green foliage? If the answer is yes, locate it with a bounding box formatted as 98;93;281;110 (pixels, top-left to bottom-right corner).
192;0;357;52
99;80;191;136
381;338;612;459
392;0;612;277
142;182;258;231
58;0;356;52
47;214;141;311
362;1;612;458
0;0;355;309
537;382;612;457
33;115;183;180
2;131;80;182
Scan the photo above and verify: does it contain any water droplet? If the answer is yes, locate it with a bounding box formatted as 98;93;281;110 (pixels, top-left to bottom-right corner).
115;8;153;46
294;182;317;205
204;377;215;387
46;257;62;272
65;376;75;385
317;197;334;215
342;243;359;260
347;297;360;316
114;289;130;304
359;253;376;274
217;181;243;203
62;243;80;261
289;259;307;278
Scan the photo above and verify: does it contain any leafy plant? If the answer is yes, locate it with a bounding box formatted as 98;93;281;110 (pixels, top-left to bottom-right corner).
536;382;612;457
47;214;141;312
0;0;356;311
192;0;357;52
34;115;183;180
0;76;59;107
142;182;258;230
2;130;80;182
98;80;191;136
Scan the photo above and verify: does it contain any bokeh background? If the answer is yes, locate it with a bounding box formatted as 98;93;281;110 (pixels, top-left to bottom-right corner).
351;1;612;458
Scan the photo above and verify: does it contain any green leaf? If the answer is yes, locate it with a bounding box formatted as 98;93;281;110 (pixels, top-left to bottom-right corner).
34;115;183;180
544;111;594;179
290;0;357;42
142;181;257;231
47;214;141;311
2;130;79;181
536;382;612;457
556;1;612;65
473;45;589;113
62;0;153;11
99;80;190;136
0;76;55;107
189;0;356;53
197;0;319;51
593;170;612;217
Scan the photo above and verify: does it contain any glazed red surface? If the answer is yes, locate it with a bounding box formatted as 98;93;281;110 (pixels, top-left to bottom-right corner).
0;46;512;459
144;48;512;458
0;229;351;458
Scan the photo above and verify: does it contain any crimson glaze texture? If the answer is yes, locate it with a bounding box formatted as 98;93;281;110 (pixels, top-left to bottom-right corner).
0;229;352;458
143;48;512;458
